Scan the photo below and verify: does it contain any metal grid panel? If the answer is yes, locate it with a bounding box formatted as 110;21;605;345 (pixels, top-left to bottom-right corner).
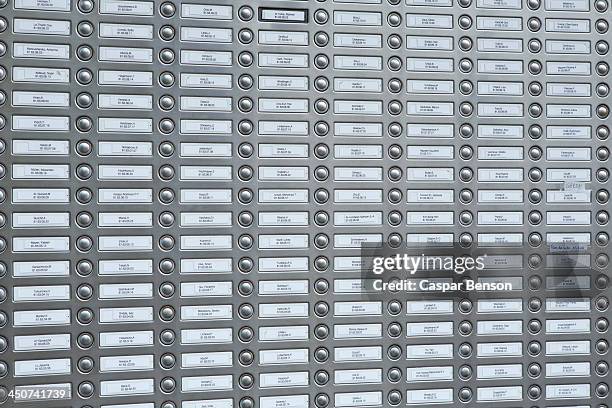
0;0;610;407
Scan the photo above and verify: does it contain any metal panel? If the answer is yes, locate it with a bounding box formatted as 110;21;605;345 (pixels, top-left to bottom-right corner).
0;0;610;406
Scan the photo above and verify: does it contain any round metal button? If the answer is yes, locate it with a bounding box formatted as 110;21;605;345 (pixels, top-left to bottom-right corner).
597;296;610;311
159;118;175;134
388;56;402;71
388;100;402;115
159;212;175;227
459;80;473;95
159;306;175;321
459;58;473;73
528;17;541;31
388;123;403;137
239;258;253;273
76;93;93;109
388;323;402;337
388;391;402;405
597;340;609;354
159;165;175;180
528;60;542;74
78;357;94;373
159;282;175;298
528;297;542;312
528;385;541;400
77;284;93;300
388;233;402;248
460;146;473;160
597;318;609;332
388;34;402;49
159;48;174;64
458;15;472;29
314;279;329;294
528;0;541;8
76;260;93;276
238;327;254;342
459;189;473;204
387;12;401;26
388;211;402;226
459;124;473;138
459;365;472;380
77;332;94;348
77;0;94;12
160;377;175;393
315;235;330;250
315;394;329;408
315;32;329;47
239;350;254;366
315;121;329;136
159;72;175;87
76;45;93;61
238;234;253;250
459;167;474;183
314;9;329;24
459;36;472;51
315;370;329;385
238;29;253;44
597;19;609;33
160;329;175;345
160;2;175;17
597;232;610;246
239;398;254;408
159;235;175;250
159;25;175;40
78;382;94;398
315;99;329;114
458;343;472;358
388;167;402;181
238;280;253;296
238;6;253;21
459;388;472;402
596;0;609;11
159;95;175;111
458;299;472;313
388;300;402;315
314;54;329;69
76;116;92;132
597;383;609;397
388;368;402;382
160;353;175;369
239;304;254;319
314;76;329;91
529;81;542;96
528;363;541;378
459;320;472;335
387;345;402;360
597;361;609;376
388;189;402;203
528;341;541;356
315;347;329;362
77;21;93;36
238;120;253;135
76;236;93;252
159;259;175;274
